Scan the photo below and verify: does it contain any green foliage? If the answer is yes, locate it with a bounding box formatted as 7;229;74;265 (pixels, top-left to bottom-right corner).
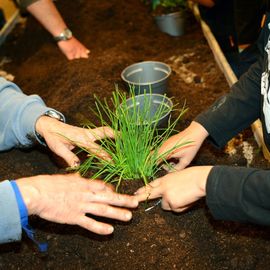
151;0;187;10
75;87;189;188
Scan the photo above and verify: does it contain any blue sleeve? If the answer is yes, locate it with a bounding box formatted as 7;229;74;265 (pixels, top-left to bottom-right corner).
0;180;48;250
0;180;22;243
9;181;48;251
0;77;64;150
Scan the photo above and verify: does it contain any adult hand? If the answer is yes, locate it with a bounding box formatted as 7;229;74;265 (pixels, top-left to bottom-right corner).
26;0;90;60
135;166;212;212
58;37;90;60
35;116;114;167
16;173;138;235
158;121;209;170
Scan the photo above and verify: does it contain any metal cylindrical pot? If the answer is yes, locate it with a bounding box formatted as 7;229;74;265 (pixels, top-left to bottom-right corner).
154;11;185;37
121;61;171;95
124;93;173;128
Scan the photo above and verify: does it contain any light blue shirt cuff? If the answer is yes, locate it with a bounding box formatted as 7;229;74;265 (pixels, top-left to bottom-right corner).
0;180;22;243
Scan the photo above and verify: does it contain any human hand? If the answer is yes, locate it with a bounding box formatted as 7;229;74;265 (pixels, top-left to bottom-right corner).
35;116;114;167
135;166;212;212
16;173;138;235
58;37;90;60
158;121;209;170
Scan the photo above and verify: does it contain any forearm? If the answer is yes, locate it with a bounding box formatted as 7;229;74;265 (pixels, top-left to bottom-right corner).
206;166;270;225
195;57;262;148
26;0;67;37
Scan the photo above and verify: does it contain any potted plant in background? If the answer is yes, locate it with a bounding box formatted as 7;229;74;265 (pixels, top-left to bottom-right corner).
151;0;187;37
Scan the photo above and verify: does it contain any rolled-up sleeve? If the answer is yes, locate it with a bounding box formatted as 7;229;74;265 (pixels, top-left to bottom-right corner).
0;77;64;150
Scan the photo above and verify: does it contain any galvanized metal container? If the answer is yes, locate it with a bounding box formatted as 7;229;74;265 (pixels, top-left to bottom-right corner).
121;61;171;95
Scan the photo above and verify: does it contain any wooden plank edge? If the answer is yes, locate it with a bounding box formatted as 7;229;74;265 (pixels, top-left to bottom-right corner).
0;9;20;47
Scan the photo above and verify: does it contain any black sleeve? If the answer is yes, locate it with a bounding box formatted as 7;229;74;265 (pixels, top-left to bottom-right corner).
234;0;265;45
206;166;270;225
195;55;263;148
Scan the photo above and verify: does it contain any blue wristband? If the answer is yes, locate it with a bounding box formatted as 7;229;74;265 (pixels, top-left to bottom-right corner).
10;180;48;252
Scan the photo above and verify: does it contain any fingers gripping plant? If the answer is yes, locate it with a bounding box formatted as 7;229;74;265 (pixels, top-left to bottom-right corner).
76;88;189;188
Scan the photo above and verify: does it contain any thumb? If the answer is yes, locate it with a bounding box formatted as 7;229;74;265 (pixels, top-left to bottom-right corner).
172;158;190;171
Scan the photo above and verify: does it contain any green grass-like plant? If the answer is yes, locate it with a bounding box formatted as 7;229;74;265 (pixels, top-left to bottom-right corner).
76;88;189;188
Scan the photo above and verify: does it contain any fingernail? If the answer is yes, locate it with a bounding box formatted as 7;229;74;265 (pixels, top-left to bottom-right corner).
107;226;114;234
125;212;132;220
72;160;80;168
132;199;139;207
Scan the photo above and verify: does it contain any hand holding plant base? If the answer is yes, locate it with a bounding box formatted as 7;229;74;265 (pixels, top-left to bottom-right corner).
35;116;114;167
135;166;213;212
16;173;138;235
158;121;209;171
75;90;189;187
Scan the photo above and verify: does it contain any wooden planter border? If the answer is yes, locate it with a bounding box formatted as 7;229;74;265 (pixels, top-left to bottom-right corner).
0;7;19;46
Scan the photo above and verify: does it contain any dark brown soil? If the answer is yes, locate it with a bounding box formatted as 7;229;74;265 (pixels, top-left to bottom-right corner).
1;1;270;269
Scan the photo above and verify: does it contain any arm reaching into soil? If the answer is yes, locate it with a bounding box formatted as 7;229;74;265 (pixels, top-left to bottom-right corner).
16;174;138;234
136;165;270;226
19;0;90;60
0;78;114;167
0;77;112;167
158;51;263;171
35;116;114;167
0;174;138;244
135;166;211;212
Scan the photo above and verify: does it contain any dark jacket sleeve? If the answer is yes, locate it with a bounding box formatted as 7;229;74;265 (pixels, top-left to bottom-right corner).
206;166;270;225
194;18;270;149
195;55;262;148
233;0;264;45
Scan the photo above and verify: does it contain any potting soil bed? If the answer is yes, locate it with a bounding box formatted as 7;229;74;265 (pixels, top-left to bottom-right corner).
1;1;270;269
